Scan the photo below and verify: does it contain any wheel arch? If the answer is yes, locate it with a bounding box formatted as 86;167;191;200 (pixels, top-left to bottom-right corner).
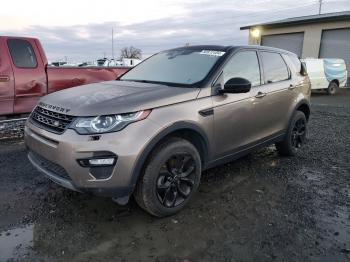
329;79;339;87
296;101;311;121
130;122;210;187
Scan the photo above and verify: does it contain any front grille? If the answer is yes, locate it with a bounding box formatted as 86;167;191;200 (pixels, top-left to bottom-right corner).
30;106;75;134
30;150;71;181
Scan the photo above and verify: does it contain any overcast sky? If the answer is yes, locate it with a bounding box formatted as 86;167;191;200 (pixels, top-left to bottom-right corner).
1;0;349;62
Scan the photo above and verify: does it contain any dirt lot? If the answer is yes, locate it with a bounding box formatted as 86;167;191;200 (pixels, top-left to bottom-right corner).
0;91;349;262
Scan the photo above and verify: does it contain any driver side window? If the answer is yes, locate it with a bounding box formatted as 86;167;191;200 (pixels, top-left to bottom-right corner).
219;51;261;87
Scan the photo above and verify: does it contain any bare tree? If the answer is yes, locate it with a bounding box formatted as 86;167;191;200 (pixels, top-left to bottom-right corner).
120;46;142;59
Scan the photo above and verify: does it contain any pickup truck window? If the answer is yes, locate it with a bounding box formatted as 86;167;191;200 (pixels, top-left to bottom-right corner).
220;51;261;87
261;52;289;83
120;49;225;86
7;39;38;68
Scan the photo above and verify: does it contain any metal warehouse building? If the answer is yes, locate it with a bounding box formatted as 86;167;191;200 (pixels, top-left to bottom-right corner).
240;11;350;85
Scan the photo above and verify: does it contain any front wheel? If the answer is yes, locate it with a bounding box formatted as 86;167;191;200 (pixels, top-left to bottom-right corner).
276;111;307;156
134;138;201;217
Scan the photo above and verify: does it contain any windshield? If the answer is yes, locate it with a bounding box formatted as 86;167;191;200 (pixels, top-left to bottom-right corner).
120;49;225;86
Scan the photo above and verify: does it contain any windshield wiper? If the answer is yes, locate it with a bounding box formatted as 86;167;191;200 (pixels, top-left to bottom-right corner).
119;79;185;87
118;79;154;83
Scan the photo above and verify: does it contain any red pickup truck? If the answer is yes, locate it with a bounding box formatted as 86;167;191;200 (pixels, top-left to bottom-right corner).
0;36;129;119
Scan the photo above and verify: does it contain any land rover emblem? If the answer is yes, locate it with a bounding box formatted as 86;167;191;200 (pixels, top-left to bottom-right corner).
53;120;60;127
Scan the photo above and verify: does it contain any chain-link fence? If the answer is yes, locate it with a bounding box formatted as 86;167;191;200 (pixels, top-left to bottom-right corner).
0;119;26;140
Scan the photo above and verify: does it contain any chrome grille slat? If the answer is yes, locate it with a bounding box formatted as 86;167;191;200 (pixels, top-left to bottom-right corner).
30;106;75;134
35;106;74;122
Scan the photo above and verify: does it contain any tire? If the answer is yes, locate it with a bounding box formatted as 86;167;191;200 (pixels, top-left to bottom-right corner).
276;111;307;156
327;81;338;95
134;137;201;217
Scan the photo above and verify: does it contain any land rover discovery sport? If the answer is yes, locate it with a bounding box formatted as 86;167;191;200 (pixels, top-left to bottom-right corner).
25;45;311;217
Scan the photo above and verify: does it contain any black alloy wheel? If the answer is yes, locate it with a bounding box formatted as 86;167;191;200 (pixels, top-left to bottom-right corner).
156;154;196;208
291;118;306;149
276;111;307;156
134;137;201;217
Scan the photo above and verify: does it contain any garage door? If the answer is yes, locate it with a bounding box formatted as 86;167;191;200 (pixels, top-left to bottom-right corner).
261;33;304;57
319;28;350;86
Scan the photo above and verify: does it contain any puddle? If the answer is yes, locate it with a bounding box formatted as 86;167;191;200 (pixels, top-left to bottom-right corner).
0;224;34;261
301;168;323;182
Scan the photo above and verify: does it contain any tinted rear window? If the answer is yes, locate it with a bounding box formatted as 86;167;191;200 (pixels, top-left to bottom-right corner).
7;39;37;68
261;52;289;83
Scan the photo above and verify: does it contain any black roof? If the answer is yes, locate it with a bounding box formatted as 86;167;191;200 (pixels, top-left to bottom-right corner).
171;44;296;55
240;10;350;30
170;45;232;51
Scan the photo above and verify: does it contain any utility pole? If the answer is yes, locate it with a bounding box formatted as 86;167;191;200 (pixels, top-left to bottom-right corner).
318;0;323;15
112;28;115;61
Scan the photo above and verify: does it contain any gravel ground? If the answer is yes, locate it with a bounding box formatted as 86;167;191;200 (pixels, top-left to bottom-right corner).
0;91;349;262
0;119;26;141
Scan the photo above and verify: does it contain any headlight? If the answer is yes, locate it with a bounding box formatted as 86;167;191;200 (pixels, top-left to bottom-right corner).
71;110;151;134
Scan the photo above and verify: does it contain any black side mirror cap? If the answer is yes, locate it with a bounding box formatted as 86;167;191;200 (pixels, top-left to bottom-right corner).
219;77;252;94
300;62;308;76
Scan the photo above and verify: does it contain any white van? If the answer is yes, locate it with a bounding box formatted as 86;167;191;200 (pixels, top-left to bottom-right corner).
301;58;348;95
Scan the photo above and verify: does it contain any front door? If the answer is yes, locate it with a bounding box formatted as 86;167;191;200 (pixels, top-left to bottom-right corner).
7;38;47;114
0;38;15;116
211;50;262;159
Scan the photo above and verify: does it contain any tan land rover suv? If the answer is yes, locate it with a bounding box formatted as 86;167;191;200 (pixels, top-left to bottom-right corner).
25;45;311;217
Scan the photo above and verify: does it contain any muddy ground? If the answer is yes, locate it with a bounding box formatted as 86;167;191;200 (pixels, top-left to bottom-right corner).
0;91;349;262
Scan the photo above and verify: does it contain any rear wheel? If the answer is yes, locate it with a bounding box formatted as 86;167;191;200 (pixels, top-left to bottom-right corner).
327;81;338;95
134;138;201;217
276;111;307;156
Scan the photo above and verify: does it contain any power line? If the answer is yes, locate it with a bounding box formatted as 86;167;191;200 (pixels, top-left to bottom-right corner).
319;0;323;14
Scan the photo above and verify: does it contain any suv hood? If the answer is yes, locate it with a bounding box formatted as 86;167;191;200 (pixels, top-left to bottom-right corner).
39;81;200;116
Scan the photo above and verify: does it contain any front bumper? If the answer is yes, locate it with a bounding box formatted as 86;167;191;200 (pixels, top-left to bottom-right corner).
27;150;80;192
24;118;161;198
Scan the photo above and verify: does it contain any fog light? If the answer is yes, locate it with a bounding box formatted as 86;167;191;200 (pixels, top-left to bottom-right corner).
88;158;115;166
78;156;117;167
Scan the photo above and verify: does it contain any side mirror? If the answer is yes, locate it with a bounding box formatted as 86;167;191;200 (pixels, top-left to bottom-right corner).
300;62;307;76
219;77;252;94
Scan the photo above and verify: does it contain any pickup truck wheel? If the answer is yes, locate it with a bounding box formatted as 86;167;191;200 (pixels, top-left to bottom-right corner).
276;111;307;156
134;138;201;217
327;81;338;95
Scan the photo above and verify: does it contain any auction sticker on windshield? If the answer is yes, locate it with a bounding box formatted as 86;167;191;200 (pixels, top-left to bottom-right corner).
199;50;225;56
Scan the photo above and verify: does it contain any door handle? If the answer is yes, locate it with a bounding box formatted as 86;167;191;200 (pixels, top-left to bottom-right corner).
255;92;266;98
0;76;10;82
288;84;296;90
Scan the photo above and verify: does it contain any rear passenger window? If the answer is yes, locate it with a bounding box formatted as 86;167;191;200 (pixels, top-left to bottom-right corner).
261;52;289;83
221;51;261;87
7;39;37;68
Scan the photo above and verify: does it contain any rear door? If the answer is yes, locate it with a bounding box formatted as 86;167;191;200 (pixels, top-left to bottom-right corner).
0;38;15;116
7;38;47;114
250;51;294;141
